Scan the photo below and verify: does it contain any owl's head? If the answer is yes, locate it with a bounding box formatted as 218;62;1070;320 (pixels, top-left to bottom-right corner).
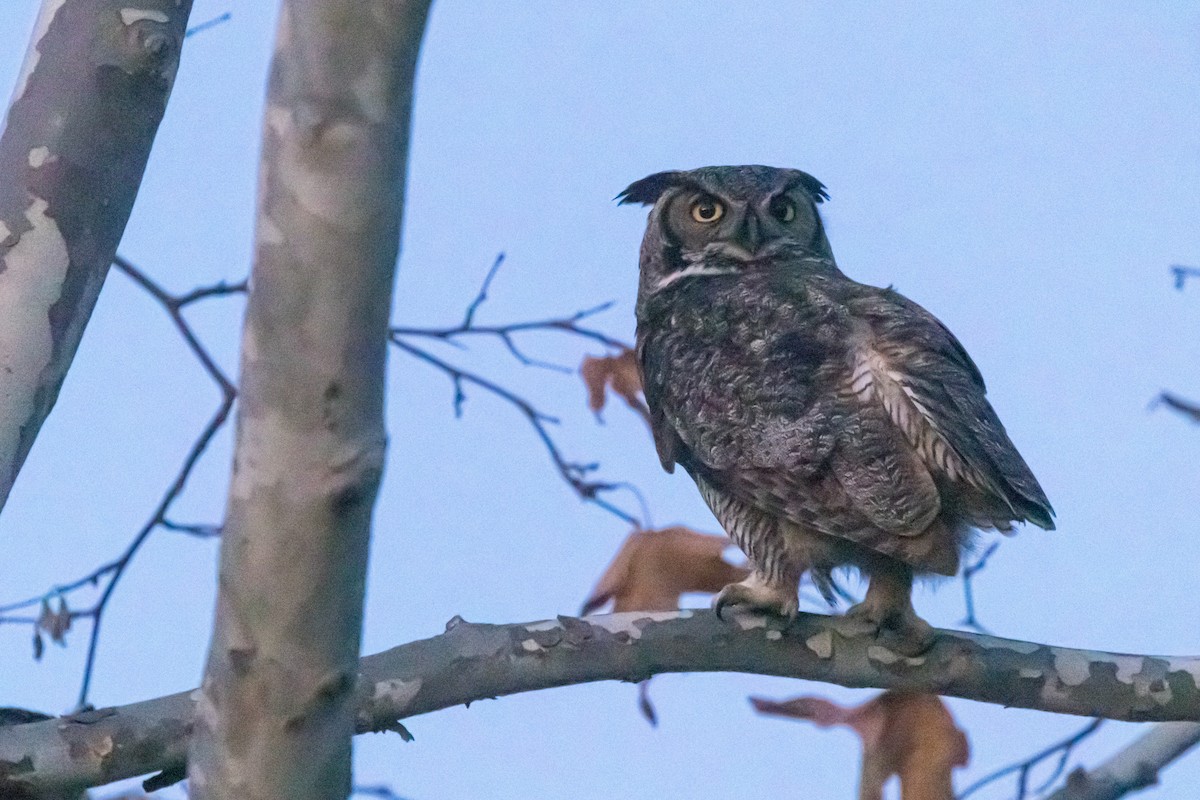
619;165;834;296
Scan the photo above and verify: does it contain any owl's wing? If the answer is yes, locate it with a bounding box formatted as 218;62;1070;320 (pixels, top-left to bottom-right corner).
636;335;684;473
849;287;1055;531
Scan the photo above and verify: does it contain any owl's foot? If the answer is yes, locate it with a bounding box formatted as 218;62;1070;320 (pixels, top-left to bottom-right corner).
842;567;934;656
713;572;798;620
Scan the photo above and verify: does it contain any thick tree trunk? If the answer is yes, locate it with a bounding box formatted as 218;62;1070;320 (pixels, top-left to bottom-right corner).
186;2;431;799
0;0;193;513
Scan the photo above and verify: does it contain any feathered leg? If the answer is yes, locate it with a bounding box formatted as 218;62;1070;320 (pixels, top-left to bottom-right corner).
694;476;801;618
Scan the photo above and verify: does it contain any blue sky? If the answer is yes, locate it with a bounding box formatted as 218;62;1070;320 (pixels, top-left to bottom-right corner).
1;2;1198;798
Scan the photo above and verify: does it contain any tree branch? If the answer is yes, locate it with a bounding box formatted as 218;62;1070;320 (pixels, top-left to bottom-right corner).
0;0;194;513
1044;722;1200;800
4;610;1200;798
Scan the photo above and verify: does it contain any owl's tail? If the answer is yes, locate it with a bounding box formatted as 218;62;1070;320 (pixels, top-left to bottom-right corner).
809;566;850;608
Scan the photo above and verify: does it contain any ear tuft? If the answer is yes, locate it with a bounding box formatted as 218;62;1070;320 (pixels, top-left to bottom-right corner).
794;171;830;204
616;171;684;205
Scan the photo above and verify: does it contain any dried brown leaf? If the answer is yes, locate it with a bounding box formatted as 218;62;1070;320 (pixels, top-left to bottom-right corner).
580;348;651;426
36;596;71;645
751;691;969;800
581;526;749;615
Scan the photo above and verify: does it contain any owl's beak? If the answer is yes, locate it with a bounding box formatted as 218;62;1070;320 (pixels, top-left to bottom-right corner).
724;208;765;260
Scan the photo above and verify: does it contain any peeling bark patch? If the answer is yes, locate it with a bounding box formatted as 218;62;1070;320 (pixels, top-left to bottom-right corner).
0;755;34;777
806;631;833;658
731;613;768;631
971;635;1042;655
120;8;171;25
65;731;114;764
8;0;66;103
1167;658;1200;689
587;611;689;640
257;213;284;245
0;198;70;468
868;646;900;664
1054;650;1093;687
350;58;389;124
27;147;52;168
371;678;421;711
1132;659;1174;706
524;620;560;633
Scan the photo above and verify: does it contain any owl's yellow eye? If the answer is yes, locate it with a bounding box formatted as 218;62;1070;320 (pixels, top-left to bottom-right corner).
769;195;796;223
690;197;725;224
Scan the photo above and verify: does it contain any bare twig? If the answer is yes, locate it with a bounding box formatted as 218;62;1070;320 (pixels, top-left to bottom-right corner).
160;519;223;538
1044;722;1200;800
461;252;505;329
389;256;646;526
0;256;242;709
185;11;232;38
391;254;627;374
1169;265;1200;291
352;786;412;800
4;253;646;704
957;718;1104;799
389;336;644;527
1155;392;1200;424
960;541;1000;634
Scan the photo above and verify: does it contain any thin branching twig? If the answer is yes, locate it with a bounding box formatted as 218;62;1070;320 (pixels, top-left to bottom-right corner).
389;336;643;527
0;256;242;709
388;255;648;526
1155;391;1200;425
185;11;232;38
2;254;650;706
1169;264;1200;291
957;718;1104;800
352;786;412;800
960;541;1000;634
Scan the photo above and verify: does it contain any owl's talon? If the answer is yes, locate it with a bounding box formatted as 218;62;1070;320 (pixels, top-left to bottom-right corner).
843;601;936;657
713;574;798;621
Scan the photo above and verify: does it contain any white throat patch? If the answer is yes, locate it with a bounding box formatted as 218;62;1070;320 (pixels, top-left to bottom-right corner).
654;264;739;290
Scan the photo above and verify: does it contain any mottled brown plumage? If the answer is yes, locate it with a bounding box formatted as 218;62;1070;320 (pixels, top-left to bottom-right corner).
621;165;1053;651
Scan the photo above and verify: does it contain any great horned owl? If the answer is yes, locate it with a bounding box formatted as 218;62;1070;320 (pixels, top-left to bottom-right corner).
621;165;1053;651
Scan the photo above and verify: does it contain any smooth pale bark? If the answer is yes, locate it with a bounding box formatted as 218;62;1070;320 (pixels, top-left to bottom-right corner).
4;611;1200;798
186;2;431;799
0;0;192;512
1045;722;1200;800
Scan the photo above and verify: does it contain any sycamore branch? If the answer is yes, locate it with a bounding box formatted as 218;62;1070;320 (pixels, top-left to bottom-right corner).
1044;722;1200;800
0;0;193;513
3;610;1200;798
